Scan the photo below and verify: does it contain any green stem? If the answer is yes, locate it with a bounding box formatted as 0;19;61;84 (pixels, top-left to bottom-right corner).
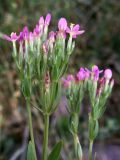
73;134;82;160
42;114;49;160
26;98;37;160
89;140;93;160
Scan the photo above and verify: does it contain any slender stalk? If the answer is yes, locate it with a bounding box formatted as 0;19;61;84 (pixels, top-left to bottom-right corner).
73;134;82;160
26;98;37;160
89;140;93;160
42;114;49;160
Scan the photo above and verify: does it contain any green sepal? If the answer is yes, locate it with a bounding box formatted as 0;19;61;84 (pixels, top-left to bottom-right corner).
89;118;99;140
48;140;63;160
22;75;31;98
69;113;79;134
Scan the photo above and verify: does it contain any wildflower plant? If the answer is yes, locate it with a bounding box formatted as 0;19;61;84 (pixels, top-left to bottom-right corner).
62;69;87;160
3;13;85;160
2;12;114;160
63;66;114;160
87;66;114;160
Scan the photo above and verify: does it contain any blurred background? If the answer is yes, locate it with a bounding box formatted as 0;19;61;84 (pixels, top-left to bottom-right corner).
0;0;120;160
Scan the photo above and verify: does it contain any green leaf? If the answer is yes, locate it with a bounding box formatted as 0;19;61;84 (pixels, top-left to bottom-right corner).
27;141;35;160
48;141;63;160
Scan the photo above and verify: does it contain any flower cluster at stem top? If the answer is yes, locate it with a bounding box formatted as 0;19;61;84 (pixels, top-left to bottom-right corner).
62;65;114;116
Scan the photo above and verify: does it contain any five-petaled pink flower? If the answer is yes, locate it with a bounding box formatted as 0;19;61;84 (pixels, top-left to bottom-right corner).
3;32;19;42
66;24;85;38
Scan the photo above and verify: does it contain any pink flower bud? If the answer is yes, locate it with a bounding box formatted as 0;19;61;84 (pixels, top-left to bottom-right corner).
104;69;112;79
49;31;56;43
76;68;85;81
62;74;74;88
45;13;51;25
29;32;34;41
33;25;41;36
85;69;90;79
39;16;44;25
92;65;102;81
58;18;67;31
23;26;29;40
62;79;71;88
18;32;24;42
66;74;74;81
92;65;99;72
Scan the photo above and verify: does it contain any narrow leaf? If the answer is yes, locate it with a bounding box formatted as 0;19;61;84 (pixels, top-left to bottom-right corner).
48;141;63;160
27;141;35;160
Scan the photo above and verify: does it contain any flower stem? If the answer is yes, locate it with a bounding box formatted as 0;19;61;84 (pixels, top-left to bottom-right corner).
89;140;93;160
26;98;37;160
42;114;49;160
73;134;82;160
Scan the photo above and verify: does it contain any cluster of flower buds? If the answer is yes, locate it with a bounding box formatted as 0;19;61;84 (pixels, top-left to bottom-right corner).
62;68;87;114
63;66;114;115
3;13;84;80
62;69;88;160
87;65;114;120
3;13;84;114
62;68;87;140
85;65;114;141
63;65;114;143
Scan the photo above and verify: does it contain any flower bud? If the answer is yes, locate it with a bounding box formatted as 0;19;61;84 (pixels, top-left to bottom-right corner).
58;18;67;31
104;69;112;79
23;26;29;40
62;74;74;88
45;13;51;26
45;71;50;93
92;65;103;81
76;68;85;81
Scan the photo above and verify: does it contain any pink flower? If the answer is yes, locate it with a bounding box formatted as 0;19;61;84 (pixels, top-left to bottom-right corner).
39;16;44;25
62;74;74;88
49;31;56;43
45;13;51;26
62;79;71;88
33;25;41;36
29;32;34;41
104;69;112;79
85;69;90;79
58;18;67;31
92;65;102;81
76;68;86;81
22;26;29;40
39;16;44;32
66;24;85;38
18;32;24;42
66;74;74;81
3;32;19;42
